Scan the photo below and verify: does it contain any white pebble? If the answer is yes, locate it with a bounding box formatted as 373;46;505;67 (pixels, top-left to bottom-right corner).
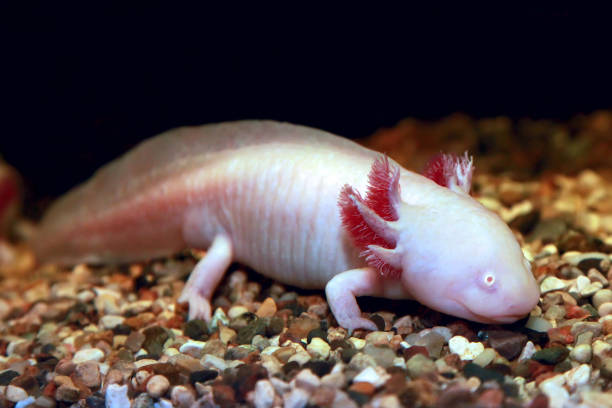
564;364;591;389
353;366;390;388
294;369;320;391
210;307;230;329
253;379;276;408
228;305;249;319
518;341;536;362
73;348;105;363
448;336;484;361
348;337;366;350
525;316;553;332
575;275;591;293
105;383;130;408
100;315;125;330
570;344;592;363
171;385;195;407
179;340;207;355
539;375;568;408
283;388;309;408
473;348;496;367
307;338;330;359
6;385;28;402
540;276;567;294
202;354;228;371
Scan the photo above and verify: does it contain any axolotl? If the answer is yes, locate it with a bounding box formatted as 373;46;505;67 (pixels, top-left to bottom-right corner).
32;121;539;330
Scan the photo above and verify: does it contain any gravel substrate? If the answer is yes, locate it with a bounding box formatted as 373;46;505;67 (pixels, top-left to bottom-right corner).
2;115;612;407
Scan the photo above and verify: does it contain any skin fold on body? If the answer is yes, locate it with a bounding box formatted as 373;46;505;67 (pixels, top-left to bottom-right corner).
32;121;539;330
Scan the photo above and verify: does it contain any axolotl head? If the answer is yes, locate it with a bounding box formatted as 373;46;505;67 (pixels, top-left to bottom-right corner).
339;154;540;324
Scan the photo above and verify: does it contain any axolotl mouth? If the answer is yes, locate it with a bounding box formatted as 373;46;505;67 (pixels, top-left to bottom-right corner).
465;311;530;324
447;297;535;324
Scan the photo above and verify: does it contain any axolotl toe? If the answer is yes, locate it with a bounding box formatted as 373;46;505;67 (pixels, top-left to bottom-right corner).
32;121;540;330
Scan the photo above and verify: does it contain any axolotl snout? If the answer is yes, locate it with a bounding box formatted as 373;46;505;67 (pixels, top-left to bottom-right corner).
32;121;539;330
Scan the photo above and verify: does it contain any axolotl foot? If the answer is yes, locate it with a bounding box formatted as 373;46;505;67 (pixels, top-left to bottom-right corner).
178;234;233;322
178;287;213;321
325;267;401;332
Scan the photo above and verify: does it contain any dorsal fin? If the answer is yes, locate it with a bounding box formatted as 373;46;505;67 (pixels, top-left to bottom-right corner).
423;152;474;194
338;155;402;279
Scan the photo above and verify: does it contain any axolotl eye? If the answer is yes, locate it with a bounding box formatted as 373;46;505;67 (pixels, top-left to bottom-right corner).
481;271;496;288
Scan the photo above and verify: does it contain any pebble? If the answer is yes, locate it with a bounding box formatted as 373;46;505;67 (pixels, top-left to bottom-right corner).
352;366;390;388
473;348;496;367
6;385;28;402
294;369;320;391
570;344;592;363
592;340;612;360
518;341;536;362
539;375;569;408
448;336;484;360
210;307;230;330
571;321;602;338
146;374;170;398
307;337;330;359
256;297;277;318
283;387;309;408
362;344;396;368
73;348;105;363
599;302;612;316
486;330;527;360
228;305;249;319
525;316;553;332
406;354;436;378
593;289;612;308
580;281;603;297
74;361;101;388
100;315;126;330
532;346;569;365
253;379;276;408
219;325;237;344
404;330;446;358
564;364;591;389
171;385;195;407
600;358;612;380
540;276;567;293
179;340;206;357
105;383;130;408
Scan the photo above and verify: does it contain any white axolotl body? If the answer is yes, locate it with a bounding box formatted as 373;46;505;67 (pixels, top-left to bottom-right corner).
33;121;539;330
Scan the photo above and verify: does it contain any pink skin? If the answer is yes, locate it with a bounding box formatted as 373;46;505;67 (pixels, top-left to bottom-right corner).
32;121;540;330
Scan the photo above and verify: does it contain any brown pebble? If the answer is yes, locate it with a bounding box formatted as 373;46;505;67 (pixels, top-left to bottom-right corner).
74;361;101;389
124;331;146;352
349;381;375;395
287;316;319;339
55;359;76;376
146;374;170;398
256;297;277;318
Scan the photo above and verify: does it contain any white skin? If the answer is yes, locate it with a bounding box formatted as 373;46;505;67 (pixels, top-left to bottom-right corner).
33;121;540;331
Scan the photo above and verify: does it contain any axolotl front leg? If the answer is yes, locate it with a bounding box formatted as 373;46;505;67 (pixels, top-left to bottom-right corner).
178;234;233;321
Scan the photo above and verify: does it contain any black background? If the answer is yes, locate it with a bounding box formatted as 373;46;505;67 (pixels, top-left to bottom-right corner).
1;5;610;199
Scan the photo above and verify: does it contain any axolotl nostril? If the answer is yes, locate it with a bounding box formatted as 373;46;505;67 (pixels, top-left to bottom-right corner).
32;121;540;330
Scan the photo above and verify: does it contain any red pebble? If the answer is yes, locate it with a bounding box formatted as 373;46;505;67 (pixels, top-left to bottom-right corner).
564;305;589;319
403;345;429;359
477;389;504;408
42;381;57;398
547;326;574;345
527;393;549;408
528;360;554;380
